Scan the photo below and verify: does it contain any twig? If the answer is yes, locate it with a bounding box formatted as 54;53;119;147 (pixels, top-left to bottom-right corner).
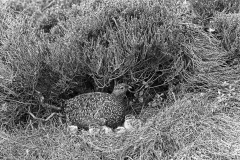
28;112;63;121
42;103;62;110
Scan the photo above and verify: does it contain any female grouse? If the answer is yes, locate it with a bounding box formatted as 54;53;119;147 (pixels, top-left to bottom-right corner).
65;83;130;130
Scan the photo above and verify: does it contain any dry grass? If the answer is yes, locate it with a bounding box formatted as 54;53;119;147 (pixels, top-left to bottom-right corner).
2;84;240;159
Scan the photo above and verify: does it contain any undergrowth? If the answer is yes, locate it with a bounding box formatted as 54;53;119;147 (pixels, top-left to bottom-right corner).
1;0;240;159
1;82;240;159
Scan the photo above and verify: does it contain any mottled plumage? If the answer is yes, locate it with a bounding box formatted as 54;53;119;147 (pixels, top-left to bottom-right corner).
65;83;130;130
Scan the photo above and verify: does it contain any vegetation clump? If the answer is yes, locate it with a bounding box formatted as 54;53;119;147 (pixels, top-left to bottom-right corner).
1;0;240;159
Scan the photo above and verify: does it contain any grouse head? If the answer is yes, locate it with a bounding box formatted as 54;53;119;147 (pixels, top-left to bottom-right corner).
112;83;131;97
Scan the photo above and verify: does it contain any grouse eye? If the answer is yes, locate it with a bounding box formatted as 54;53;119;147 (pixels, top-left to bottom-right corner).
120;86;125;90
